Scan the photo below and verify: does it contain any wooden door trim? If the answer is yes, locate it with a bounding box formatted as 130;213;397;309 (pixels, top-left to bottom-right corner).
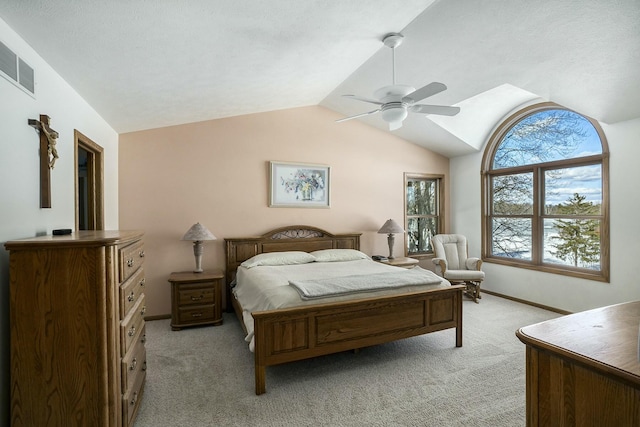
74;130;104;230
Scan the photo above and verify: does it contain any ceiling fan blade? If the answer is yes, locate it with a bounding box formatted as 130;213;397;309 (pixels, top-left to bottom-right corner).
335;108;381;123
402;82;447;104
343;94;384;105
389;120;403;131
410;104;460;116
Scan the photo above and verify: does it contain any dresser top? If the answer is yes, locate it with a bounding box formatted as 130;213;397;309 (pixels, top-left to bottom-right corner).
5;230;144;250
517;300;640;384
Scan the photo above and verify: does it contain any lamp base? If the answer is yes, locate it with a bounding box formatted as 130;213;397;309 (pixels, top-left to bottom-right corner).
193;241;204;273
387;234;395;259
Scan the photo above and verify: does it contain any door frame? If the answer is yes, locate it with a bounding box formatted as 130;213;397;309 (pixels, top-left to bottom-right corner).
74;130;104;230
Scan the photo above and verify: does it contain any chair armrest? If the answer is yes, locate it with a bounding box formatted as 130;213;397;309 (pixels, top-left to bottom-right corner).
465;257;483;271
432;257;448;275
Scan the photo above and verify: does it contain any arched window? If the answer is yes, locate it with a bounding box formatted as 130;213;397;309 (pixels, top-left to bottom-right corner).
481;103;609;281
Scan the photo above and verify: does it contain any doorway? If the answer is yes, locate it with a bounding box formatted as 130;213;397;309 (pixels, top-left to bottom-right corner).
74;130;104;230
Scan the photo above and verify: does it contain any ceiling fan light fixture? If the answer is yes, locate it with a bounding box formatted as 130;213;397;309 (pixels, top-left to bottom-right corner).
381;104;407;123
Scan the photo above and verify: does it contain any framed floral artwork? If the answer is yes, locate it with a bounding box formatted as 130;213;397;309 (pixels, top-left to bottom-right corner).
269;161;330;208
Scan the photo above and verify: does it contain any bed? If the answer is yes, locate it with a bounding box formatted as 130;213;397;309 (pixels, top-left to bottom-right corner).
224;225;464;394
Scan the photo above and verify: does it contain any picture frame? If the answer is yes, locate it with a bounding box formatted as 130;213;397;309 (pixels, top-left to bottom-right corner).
269;161;330;208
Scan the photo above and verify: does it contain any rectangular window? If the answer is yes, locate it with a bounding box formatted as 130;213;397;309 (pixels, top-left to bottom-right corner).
405;173;443;256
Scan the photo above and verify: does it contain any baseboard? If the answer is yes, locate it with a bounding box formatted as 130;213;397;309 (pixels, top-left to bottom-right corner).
482;289;571;315
144;314;171;321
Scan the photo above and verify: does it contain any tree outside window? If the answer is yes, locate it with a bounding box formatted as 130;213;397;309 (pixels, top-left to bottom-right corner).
405;173;443;256
482;103;609;282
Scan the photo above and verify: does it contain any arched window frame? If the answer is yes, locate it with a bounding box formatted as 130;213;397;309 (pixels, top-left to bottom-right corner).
481;102;610;282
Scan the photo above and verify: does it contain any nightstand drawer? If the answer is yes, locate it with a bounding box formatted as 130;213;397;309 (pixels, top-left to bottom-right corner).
177;283;215;306
177;304;215;323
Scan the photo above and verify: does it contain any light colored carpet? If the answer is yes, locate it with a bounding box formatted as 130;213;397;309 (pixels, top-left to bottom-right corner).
134;294;559;427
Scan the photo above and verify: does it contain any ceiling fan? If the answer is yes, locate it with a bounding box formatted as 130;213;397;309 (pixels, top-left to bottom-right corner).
336;33;460;131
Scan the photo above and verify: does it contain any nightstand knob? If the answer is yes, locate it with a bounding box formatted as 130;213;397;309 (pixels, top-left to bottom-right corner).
139;278;145;287
139;250;145;258
129;358;137;371
128;326;136;337
141;333;146;344
127;258;134;268
140;306;146;316
128;291;135;302
130;391;138;406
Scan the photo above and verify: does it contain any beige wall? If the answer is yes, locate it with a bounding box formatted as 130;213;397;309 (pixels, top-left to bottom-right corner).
119;105;449;317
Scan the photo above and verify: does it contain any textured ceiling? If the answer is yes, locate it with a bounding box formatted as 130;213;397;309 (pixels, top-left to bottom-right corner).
1;0;639;158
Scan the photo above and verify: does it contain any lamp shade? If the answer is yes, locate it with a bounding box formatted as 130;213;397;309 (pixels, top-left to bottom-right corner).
378;219;405;234
182;222;216;242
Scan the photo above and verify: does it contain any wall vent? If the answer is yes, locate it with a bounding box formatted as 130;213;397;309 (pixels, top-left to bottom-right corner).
0;40;35;97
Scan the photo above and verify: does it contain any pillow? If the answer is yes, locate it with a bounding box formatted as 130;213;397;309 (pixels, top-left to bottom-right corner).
310;249;369;263
240;251;316;268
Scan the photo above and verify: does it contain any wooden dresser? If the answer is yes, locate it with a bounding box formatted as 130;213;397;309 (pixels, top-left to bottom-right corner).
6;230;147;427
516;301;640;426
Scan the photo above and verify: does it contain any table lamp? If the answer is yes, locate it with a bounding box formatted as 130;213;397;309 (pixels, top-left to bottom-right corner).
182;222;216;273
377;219;405;259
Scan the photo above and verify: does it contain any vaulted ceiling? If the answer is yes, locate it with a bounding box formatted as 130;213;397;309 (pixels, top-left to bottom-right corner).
1;0;638;157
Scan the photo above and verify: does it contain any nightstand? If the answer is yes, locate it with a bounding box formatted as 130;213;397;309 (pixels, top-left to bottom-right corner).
377;257;419;268
169;269;224;330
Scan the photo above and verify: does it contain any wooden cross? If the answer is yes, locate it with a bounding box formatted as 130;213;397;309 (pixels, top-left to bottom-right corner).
28;114;59;208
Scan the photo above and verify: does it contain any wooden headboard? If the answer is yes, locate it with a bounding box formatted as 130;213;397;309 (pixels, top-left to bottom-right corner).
224;225;361;290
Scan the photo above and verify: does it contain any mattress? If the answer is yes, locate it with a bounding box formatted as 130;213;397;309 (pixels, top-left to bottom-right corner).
233;259;450;351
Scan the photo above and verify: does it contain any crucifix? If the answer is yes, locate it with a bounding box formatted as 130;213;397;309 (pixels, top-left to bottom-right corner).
28;114;59;208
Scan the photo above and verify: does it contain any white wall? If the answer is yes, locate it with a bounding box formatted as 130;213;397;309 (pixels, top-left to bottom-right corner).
450;117;640;313
0;17;119;424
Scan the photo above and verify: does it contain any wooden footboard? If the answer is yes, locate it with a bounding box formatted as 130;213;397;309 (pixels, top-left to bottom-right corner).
252;285;463;394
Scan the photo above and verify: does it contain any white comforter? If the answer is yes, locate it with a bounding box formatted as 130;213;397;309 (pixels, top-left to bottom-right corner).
233;259;450;351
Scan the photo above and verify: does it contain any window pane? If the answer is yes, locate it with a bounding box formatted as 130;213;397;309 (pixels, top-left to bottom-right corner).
492;173;533;215
407;217;437;254
544;165;602;215
491;217;532;260
544;218;601;270
406;179;436;215
493;109;602;169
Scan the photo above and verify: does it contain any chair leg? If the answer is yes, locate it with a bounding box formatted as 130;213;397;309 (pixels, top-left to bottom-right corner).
464;281;480;303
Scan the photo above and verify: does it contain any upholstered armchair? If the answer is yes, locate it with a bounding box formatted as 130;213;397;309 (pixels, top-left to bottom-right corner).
431;234;484;303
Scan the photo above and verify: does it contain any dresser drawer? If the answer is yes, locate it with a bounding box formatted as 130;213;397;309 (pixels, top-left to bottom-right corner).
178;283;215;306
121;329;146;394
119;240;145;283
178;304;215;324
120;267;145;319
121;295;146;357
122;367;146;427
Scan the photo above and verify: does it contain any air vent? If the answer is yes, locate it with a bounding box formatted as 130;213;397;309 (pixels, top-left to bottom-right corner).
0;40;35;96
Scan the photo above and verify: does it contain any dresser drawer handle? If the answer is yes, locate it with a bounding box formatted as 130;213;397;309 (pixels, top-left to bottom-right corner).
128;291;135;302
130;391;138;406
191;312;203;318
140;306;146;316
128;326;136;337
129;358;137;371
143;360;147;371
141;333;146;344
139;278;145;287
190;294;203;301
139;250;145;258
127;258;134;268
